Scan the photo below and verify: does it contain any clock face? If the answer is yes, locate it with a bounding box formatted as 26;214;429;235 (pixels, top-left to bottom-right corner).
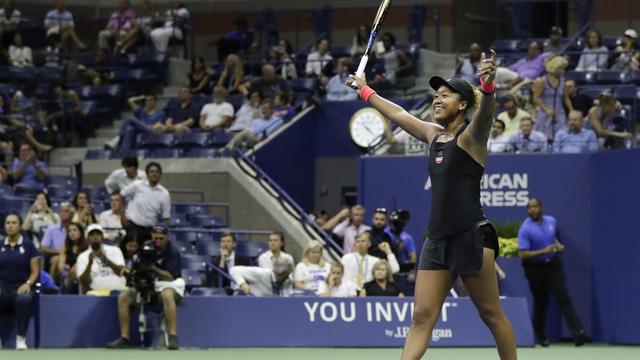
349;108;388;148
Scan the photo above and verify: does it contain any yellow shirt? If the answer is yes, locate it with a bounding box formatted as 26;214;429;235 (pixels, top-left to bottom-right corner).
497;108;532;137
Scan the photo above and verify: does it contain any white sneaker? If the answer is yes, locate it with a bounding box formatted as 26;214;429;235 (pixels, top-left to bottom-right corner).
16;335;27;350
104;135;121;150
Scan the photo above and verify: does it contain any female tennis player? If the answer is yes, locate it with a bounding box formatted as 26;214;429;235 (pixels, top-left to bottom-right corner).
348;49;517;360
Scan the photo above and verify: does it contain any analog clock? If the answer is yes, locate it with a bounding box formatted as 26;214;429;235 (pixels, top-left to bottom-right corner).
349;108;389;148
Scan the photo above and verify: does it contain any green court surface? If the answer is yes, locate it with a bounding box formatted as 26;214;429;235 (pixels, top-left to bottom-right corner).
0;345;639;360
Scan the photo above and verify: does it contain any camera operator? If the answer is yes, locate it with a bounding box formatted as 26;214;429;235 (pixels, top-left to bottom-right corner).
384;210;417;265
76;224;126;294
107;223;183;350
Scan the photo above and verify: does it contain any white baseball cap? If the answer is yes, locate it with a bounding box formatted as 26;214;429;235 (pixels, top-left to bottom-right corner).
85;224;106;237
624;29;637;39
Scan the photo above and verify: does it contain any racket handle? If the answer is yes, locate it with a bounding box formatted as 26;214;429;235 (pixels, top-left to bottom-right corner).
348;55;369;90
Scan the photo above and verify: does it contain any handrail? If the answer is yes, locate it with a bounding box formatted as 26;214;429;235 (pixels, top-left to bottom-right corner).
558;21;591;55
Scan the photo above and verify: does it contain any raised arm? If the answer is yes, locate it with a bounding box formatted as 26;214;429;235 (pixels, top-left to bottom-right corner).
466;50;497;145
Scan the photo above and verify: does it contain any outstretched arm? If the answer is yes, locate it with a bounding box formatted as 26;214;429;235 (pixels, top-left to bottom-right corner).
466;49;497;145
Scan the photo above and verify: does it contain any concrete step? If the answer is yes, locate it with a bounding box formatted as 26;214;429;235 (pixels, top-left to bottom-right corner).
87;137;111;148
49;147;89;165
95;128;119;138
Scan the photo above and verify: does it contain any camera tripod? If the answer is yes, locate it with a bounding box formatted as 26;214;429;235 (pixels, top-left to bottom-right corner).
136;291;168;348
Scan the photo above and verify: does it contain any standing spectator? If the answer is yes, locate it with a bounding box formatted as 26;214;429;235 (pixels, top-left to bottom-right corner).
71;190;97;229
293;241;331;292
563;79;592;117
326;57;358;101
508;118;548;153
275;39;297;80
497;95;532;137
76;224;126;293
157;85;200;134
188;56;211;96
230;257;295;297
40;202;73;279
22;192;60;241
359;259;404;297
305;37;333;81
10;144;45;191
350;25;370;58
553;111;598;153
115;0;159;54
368;32;414;90
97;0;136;52
57;222;87;293
454;43;482;83
0;0;20;49
223;99;283;151
367;208;396;260
217;54;246;94
8;33;32;68
121;162;170;244
533;56;571;141
611;29;639;72
104;156;146;194
341;232;399;290
257;231;294;270
587;93;633;149
385;210;417;265
317;263;357;297
322;205;371;253
107;94;166;154
199;86;234;132
212;232;251;291
98;192;125;243
575;29;608;71
44;0;87;51
228;90;261;132
249;64;292;100
517;198;588;346
150;0;190;53
544;26;564;53
0;212;39;350
487;119;510;153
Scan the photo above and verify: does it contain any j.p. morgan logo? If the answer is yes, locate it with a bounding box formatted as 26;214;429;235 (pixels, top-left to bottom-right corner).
385;326;453;341
425;173;529;207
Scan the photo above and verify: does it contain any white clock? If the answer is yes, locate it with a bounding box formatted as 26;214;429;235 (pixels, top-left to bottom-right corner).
349;108;389;148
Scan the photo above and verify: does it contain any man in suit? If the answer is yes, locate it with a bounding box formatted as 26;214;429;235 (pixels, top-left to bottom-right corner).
212;232;251;293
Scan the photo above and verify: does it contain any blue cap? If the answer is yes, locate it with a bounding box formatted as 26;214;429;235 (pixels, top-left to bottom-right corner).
151;223;169;234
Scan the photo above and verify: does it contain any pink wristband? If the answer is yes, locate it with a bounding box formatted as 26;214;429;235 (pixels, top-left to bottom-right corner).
359;86;376;103
480;78;495;94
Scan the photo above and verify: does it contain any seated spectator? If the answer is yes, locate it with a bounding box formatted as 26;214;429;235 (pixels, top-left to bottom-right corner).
0;0;20;49
199;86;234;132
212;232;251;292
217;17;254;60
44;0;87;51
1;96;52;153
22;192;60;241
72;190;97;229
223;99;283;151
367;208;397;260
274;39;297;80
317;263;357;297
611;29;639;72
119;234;138;268
496;41;549;86
150;0;190;53
273;91;294;120
497;95;531;137
350;25;370;58
359;259;404;297
322;205;371;253
76;224;126;293
44;34;62;68
230;257;295;297
533;56;571;141
249;64;292;100
189;56;211;96
43;84;87;145
385;210;417;265
98;0;136;52
8;33;32;67
576;29;608;71
369;32;414;90
508;117;548;153
107;94;166;154
564;79;592;117
228;90;261;132
10;143;45;191
544;26;564;53
326;57;358;102
0;212;39;350
454;43;482;83
40;202;73;279
98;192;125;243
57;222;87;293
78;48;115;86
487;119;510;153
257;231;294;269
305;37;333;83
217;54;246;94
553;110;598;153
294;241;331;292
341;232;399;290
587;93;633;149
105;156;146;194
156;85;200;134
115;0;159;54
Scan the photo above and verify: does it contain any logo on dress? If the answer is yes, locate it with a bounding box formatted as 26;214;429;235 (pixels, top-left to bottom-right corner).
435;151;444;164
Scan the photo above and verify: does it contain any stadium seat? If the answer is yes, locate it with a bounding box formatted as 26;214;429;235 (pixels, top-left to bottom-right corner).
175;132;210;148
595;70;626;84
613;86;638;105
181;255;210;271
210;132;234;147
289;78;317;94
46;185;75;200
45;175;78;189
189;214;225;228
627;71;640;85
330;45;351;58
174;231;213;244
14;185;42;197
82;186;109;202
602;36;621;49
183;148;220;158
196;238;220;257
0;183;13;196
173;203;206;215
579;86;611;101
490;39;522;53
189;287;228;296
227;93;246;111
176;241;197;256
182;269;204;288
565;71;595;85
169;213;189;227
138;133;176;148
235;240;268;258
149;148;182;158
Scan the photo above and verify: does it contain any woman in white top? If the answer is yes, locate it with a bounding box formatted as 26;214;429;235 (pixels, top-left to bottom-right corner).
8;33;32;67
257;231;294;269
22;192;60;241
576;29;608;71
294;240;331;291
317;263;357;297
229;90;262;132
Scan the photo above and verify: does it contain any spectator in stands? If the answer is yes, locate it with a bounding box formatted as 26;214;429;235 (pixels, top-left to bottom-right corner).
150;0;190;53
218;17;254;60
228;90;261;132
0;212;39;350
497;96;531;138
294;240;331;292
611;29;639;72
327;57;358;101
105;156;146;194
57;222;86;293
22;192;59;241
498;41;549;86
98;192;125;243
273;91;294;121
249;64;292;100
217;54;246;94
359;259;403;297
275;39;297;80
157;85;200;134
76;224;126;293
322;205;371;253
108;223;183;350
44;0;87;51
351;25;371;58
576;29;608;71
107;94;167;154
487;119;510;153
115;0;159;54
212;232;251;291
223;99;283;151
341;232;399;290
587;92;633;149
230;256;295;297
317;263;357;297
119;234;138;268
0;0;20;49
10;144;45;191
385;210;417;265
553;110;598;153
0;96;52;153
533;56;571;141
454;43;482;83
98;0;136;52
545;26;564;53
257;231;294;270
508;117;548;153
244;42;263;77
305;37;333;82
78;48;115;86
199;86;234;132
121;162;170;243
44;34;62;68
8;33;32;68
368;32;414;90
40;202;73;277
188;56;211;96
564;79;592;117
367;208;396;260
312;210;329;227
72;190;97;229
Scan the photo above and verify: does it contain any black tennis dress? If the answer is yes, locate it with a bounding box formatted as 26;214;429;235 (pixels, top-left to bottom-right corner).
418;123;499;276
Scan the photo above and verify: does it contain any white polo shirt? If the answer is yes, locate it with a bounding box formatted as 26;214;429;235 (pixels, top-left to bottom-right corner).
98;209;124;241
229;266;294;297
76;244;126;291
121;180;171;227
341;252;399;290
104;168;146;194
201;101;234;128
257;250;295;269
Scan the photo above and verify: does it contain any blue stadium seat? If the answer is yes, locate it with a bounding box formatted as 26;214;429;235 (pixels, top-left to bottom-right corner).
330;45;351;58
182;269;204;288
176;240;197;256
289;78;317;94
196;239;220;257
0;183;13;196
36;67;63;83
138;133;176;148
174;231;213;244
149;148;182;158
579;86;611;101
227;93;246;111
175;132;210;148
82;186;109;201
627;72;640;85
173;203;206;215
613;86;638;106
45;175;78;189
602;36;621;50
565;71;595;85
181;255;209;271
595;70;626;84
189;214;224;228
92;202;107;214
490;39;522;53
183;148;219;158
14;185;42;197
189;287;228;296
235;241;268;258
169;213;189;227
210;132;234;147
46;185;75;200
